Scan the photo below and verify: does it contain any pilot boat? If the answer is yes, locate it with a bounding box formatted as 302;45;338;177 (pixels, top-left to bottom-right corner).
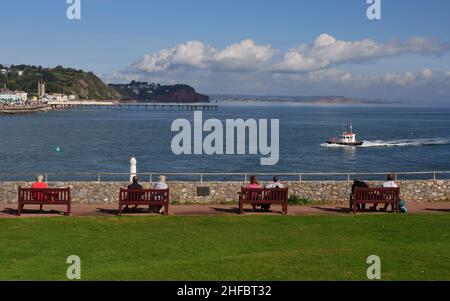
326;125;363;146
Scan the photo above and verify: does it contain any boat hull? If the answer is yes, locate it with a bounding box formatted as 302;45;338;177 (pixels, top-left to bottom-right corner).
326;140;363;146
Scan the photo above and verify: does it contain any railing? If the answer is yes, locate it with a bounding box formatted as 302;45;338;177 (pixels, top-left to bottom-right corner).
0;171;449;182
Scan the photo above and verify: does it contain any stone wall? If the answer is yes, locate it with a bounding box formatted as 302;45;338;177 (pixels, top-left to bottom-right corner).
0;180;449;205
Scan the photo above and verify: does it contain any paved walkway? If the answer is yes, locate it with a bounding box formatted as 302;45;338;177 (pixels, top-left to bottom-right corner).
0;202;449;218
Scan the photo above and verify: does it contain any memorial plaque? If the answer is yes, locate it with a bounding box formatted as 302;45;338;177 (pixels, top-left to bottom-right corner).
197;187;210;197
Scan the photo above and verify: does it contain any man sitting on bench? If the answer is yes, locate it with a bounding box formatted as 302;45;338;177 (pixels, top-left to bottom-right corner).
126;176;143;211
351;179;369;210
263;176;284;212
376;174;398;212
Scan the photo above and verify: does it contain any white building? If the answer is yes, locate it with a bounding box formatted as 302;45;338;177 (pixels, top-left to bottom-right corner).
14;91;28;101
45;93;69;101
0;93;22;104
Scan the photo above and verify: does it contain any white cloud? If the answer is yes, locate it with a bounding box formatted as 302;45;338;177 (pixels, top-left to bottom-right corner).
421;68;433;79
129;39;276;74
130;41;213;72
274;34;449;73
211;39;277;71
126;34;448;75
381;72;416;85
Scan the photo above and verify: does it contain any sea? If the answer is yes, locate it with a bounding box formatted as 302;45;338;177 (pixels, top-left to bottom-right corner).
0;103;449;181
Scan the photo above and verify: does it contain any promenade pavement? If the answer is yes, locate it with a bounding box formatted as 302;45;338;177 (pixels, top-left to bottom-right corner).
0;202;449;218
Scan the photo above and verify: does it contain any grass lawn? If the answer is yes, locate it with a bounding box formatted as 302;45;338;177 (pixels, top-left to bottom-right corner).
0;214;449;280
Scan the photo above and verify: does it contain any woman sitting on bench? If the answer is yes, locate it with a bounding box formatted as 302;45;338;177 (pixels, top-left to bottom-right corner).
245;175;262;211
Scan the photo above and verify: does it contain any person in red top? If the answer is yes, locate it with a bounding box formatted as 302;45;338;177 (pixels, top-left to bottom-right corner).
245;175;261;189
31;175;48;189
245;175;262;210
31;175;49;205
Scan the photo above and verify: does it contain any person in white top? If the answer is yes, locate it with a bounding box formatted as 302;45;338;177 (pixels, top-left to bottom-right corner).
382;178;398;188
154;175;168;190
152;175;168;213
265;176;284;189
261;176;284;211
373;174;398;211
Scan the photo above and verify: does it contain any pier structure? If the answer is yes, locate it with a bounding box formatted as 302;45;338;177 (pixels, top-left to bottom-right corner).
48;101;218;111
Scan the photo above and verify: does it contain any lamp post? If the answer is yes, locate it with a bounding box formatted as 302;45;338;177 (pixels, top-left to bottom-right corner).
130;157;137;182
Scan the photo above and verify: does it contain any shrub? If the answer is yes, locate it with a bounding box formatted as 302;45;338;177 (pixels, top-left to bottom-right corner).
288;195;314;205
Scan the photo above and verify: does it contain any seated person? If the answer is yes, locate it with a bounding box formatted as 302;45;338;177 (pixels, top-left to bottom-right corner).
379;174;398;212
350;179;369;210
262;176;284;211
265;176;284;189
245;175;261;189
151;175;168;213
154;175;168;190
31;174;49;203
126;176;143;210
128;176;143;190
32;174;48;189
245;175;262;210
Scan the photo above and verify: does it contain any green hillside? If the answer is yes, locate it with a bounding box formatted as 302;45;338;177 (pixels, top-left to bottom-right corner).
0;65;119;100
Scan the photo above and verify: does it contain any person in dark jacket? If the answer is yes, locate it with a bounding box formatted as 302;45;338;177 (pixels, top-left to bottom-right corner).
128;176;143;190
125;176;143;210
350;179;369;210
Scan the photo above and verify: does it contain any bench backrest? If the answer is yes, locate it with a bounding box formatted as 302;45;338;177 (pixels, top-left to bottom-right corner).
240;187;289;202
18;187;71;202
119;188;169;203
354;187;400;202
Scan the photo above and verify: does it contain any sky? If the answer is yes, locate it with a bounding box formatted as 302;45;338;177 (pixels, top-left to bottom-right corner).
1;0;450;103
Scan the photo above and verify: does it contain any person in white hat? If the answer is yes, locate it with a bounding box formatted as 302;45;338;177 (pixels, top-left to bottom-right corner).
152;175;168;213
154;175;168;190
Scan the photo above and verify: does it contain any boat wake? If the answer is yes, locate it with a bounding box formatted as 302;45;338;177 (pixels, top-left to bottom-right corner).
359;138;450;148
321;138;450;148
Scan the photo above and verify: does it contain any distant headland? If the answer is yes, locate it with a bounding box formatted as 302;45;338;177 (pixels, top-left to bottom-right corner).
0;64;209;103
211;95;400;105
109;81;209;103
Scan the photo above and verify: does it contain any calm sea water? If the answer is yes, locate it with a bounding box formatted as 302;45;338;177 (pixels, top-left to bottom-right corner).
0;104;449;181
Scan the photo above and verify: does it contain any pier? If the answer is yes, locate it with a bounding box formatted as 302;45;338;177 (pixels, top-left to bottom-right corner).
48;101;218;111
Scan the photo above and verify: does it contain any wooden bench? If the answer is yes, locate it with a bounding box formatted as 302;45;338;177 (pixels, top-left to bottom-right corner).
18;187;71;216
118;188;169;216
352;187;400;214
238;187;289;214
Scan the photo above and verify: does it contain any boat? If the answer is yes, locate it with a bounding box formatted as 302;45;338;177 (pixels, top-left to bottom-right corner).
0;104;51;115
326;125;363;146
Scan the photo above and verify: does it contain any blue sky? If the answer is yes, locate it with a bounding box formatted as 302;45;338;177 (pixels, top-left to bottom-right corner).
1;0;450;102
